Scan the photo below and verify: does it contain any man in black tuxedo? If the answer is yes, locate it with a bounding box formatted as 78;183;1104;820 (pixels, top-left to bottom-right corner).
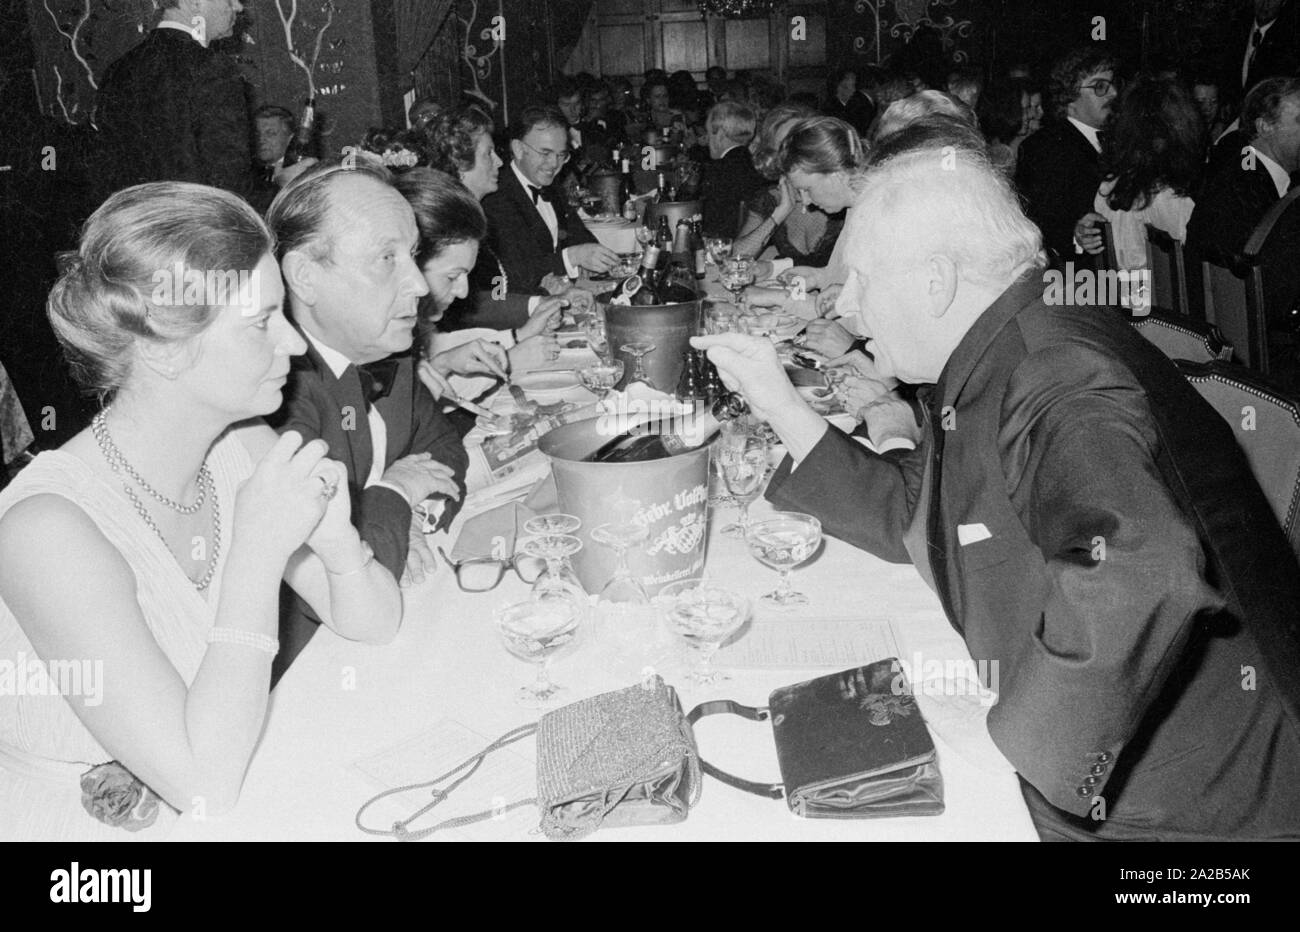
1190;76;1300;262
697;147;1300;840
265;159;468;678
1224;0;1300;97
481;106;618;293
95;0;262;209
1015;47;1118;263
699;101;766;239
579;81;627;154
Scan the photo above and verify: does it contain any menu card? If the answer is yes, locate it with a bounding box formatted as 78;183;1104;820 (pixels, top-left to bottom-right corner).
717;617;901;669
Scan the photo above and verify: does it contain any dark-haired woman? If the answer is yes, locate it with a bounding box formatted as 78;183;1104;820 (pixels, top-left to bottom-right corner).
1076;77;1202;278
0;183;399;839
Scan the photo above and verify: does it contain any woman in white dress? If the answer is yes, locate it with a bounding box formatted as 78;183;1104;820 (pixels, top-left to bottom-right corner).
0;182;401;839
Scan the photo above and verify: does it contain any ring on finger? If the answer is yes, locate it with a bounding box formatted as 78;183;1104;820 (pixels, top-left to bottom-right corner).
317;475;339;501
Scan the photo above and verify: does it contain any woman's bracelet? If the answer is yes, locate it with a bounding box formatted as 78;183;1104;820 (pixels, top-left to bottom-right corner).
325;541;376;578
206;627;279;656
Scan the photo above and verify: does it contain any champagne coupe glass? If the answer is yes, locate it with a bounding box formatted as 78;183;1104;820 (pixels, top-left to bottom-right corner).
717;420;770;538
577;358;624;405
581;309;609;362
745;512;823;608
658;579;750;685
520;527;586;611
523;514;582;582
620;341;657;389
590;504;650;604
635;224;655;249
495;598;581;705
721;258;755;312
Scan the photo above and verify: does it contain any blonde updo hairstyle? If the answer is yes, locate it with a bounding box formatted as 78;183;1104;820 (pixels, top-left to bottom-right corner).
47;182;273;398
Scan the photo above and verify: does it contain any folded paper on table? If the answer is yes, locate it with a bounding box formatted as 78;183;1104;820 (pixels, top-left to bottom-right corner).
465;401;603;493
451;500;536;563
717;618;901;669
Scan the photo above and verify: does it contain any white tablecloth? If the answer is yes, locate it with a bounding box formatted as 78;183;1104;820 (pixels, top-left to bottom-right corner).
170;483;1037;841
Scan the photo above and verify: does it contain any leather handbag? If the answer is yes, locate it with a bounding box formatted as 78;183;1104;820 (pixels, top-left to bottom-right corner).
688;659;945;818
355;676;701;841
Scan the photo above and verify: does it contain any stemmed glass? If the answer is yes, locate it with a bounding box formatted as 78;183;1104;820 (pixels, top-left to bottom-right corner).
520;524;587;612
577;358;624;405
635;224;655;250
658;579;751;685
590;503;650;604
720;257;755;313
716;419;770;538
495;598;582;706
745;512;823;608
581;310;609;362
620;341;657;389
704;236;733;268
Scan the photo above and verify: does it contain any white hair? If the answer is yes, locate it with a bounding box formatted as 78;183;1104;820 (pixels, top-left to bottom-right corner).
848;146;1044;289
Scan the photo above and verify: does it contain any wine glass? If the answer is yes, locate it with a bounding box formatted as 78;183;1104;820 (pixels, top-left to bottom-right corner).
635;224;655;249
658;579;750;685
524;513;581;536
590;508;650;604
581;310;609;362
495;598;582;705
520;532;587;615
716;420;770;539
620;341;657;389
720;258;755;312
577;359;624;405
704;236;733;268
745;512;823;609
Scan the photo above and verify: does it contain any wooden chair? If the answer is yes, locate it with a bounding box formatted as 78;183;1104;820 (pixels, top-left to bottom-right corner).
1200;186;1300;375
1130;312;1233;364
1098;219;1119;272
1144;224;1190;317
1176;360;1300;562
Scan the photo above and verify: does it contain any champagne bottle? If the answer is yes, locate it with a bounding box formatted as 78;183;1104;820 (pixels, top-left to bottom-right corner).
585;393;748;463
281;98;316;167
655;170;667;203
690;218;707;281
673;217;692;259
675;348;702;403
655;216;673;254
624;242;662;306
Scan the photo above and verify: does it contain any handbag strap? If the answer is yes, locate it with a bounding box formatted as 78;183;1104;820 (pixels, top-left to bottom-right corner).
686;700;785;800
355;723;539;841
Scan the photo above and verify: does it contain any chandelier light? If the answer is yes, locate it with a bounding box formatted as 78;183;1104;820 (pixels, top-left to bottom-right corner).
698;0;780;18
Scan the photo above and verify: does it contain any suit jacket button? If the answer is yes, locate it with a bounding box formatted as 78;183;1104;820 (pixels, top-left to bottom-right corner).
1084;775;1099;786
1095;751;1112;763
1090;763;1106;775
1075;786;1092;798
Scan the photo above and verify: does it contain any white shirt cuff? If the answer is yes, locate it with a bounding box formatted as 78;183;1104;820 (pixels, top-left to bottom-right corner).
561;247;581;280
527;295;544;315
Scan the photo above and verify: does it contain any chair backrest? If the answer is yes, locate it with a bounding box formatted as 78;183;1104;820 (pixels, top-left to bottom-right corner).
1200;257;1268;373
1131;311;1233;364
1144;224;1189;317
1097;219;1119;272
1177;360;1300;561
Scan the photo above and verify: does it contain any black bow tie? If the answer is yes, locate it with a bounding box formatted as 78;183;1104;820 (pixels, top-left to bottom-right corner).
356;359;399;407
527;184;553;205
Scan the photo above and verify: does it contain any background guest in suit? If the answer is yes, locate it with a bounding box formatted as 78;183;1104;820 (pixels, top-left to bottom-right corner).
580;81;626;154
822;68;875;137
699;101;766;239
265;159;469;678
481;106;619;292
1224;0;1300;96
696;146;1300;841
95;0;260;209
250;104;295;207
1015;46;1118;263
1189;76;1300;262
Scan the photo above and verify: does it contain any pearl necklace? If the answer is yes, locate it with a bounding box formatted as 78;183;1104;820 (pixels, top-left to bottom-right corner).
92;409;222;591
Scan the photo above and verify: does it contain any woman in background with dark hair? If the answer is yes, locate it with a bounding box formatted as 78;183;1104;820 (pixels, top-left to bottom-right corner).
1076;77;1203;276
980;79;1036;172
823;68;874;136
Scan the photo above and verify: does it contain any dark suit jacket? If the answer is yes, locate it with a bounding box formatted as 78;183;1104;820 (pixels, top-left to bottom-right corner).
1014;120;1101;262
824;93;876;137
699;145;767;239
767;275;1300;840
1187;151;1280;263
480;164;597;293
1223;0;1300;94
95;28;259;209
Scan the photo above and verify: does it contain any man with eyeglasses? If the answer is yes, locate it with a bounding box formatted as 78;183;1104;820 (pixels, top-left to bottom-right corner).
481;105;620;292
1015;47;1118;263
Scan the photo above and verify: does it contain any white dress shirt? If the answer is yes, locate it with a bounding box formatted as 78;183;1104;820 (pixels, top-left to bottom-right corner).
303;330;391;491
155;19;207;47
1250;146;1291;197
511;161;579;278
1067;117;1103;153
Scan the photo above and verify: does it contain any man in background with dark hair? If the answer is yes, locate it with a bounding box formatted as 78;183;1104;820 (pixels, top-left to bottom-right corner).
482;106;618;291
95;0;260;208
1015;46;1118;262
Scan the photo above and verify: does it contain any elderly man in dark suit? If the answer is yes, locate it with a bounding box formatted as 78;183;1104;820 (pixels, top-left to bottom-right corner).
1224;0;1300;96
265;159;468;679
1015;47;1118;263
95;0;264;209
699;101;767;239
481;106;619;293
695;146;1300;841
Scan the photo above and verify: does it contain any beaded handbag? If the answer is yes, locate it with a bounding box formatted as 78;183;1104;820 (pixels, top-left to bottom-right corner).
355;676;701;841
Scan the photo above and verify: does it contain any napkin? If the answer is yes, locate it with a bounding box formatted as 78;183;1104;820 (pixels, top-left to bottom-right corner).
450;500;536;562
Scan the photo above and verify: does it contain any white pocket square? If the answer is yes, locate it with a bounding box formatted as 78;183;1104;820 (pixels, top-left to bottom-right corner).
957;523;993;546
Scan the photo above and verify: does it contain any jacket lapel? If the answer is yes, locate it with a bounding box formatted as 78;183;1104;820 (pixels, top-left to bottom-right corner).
297;341;374;487
372;353;414;465
504;166;556;252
